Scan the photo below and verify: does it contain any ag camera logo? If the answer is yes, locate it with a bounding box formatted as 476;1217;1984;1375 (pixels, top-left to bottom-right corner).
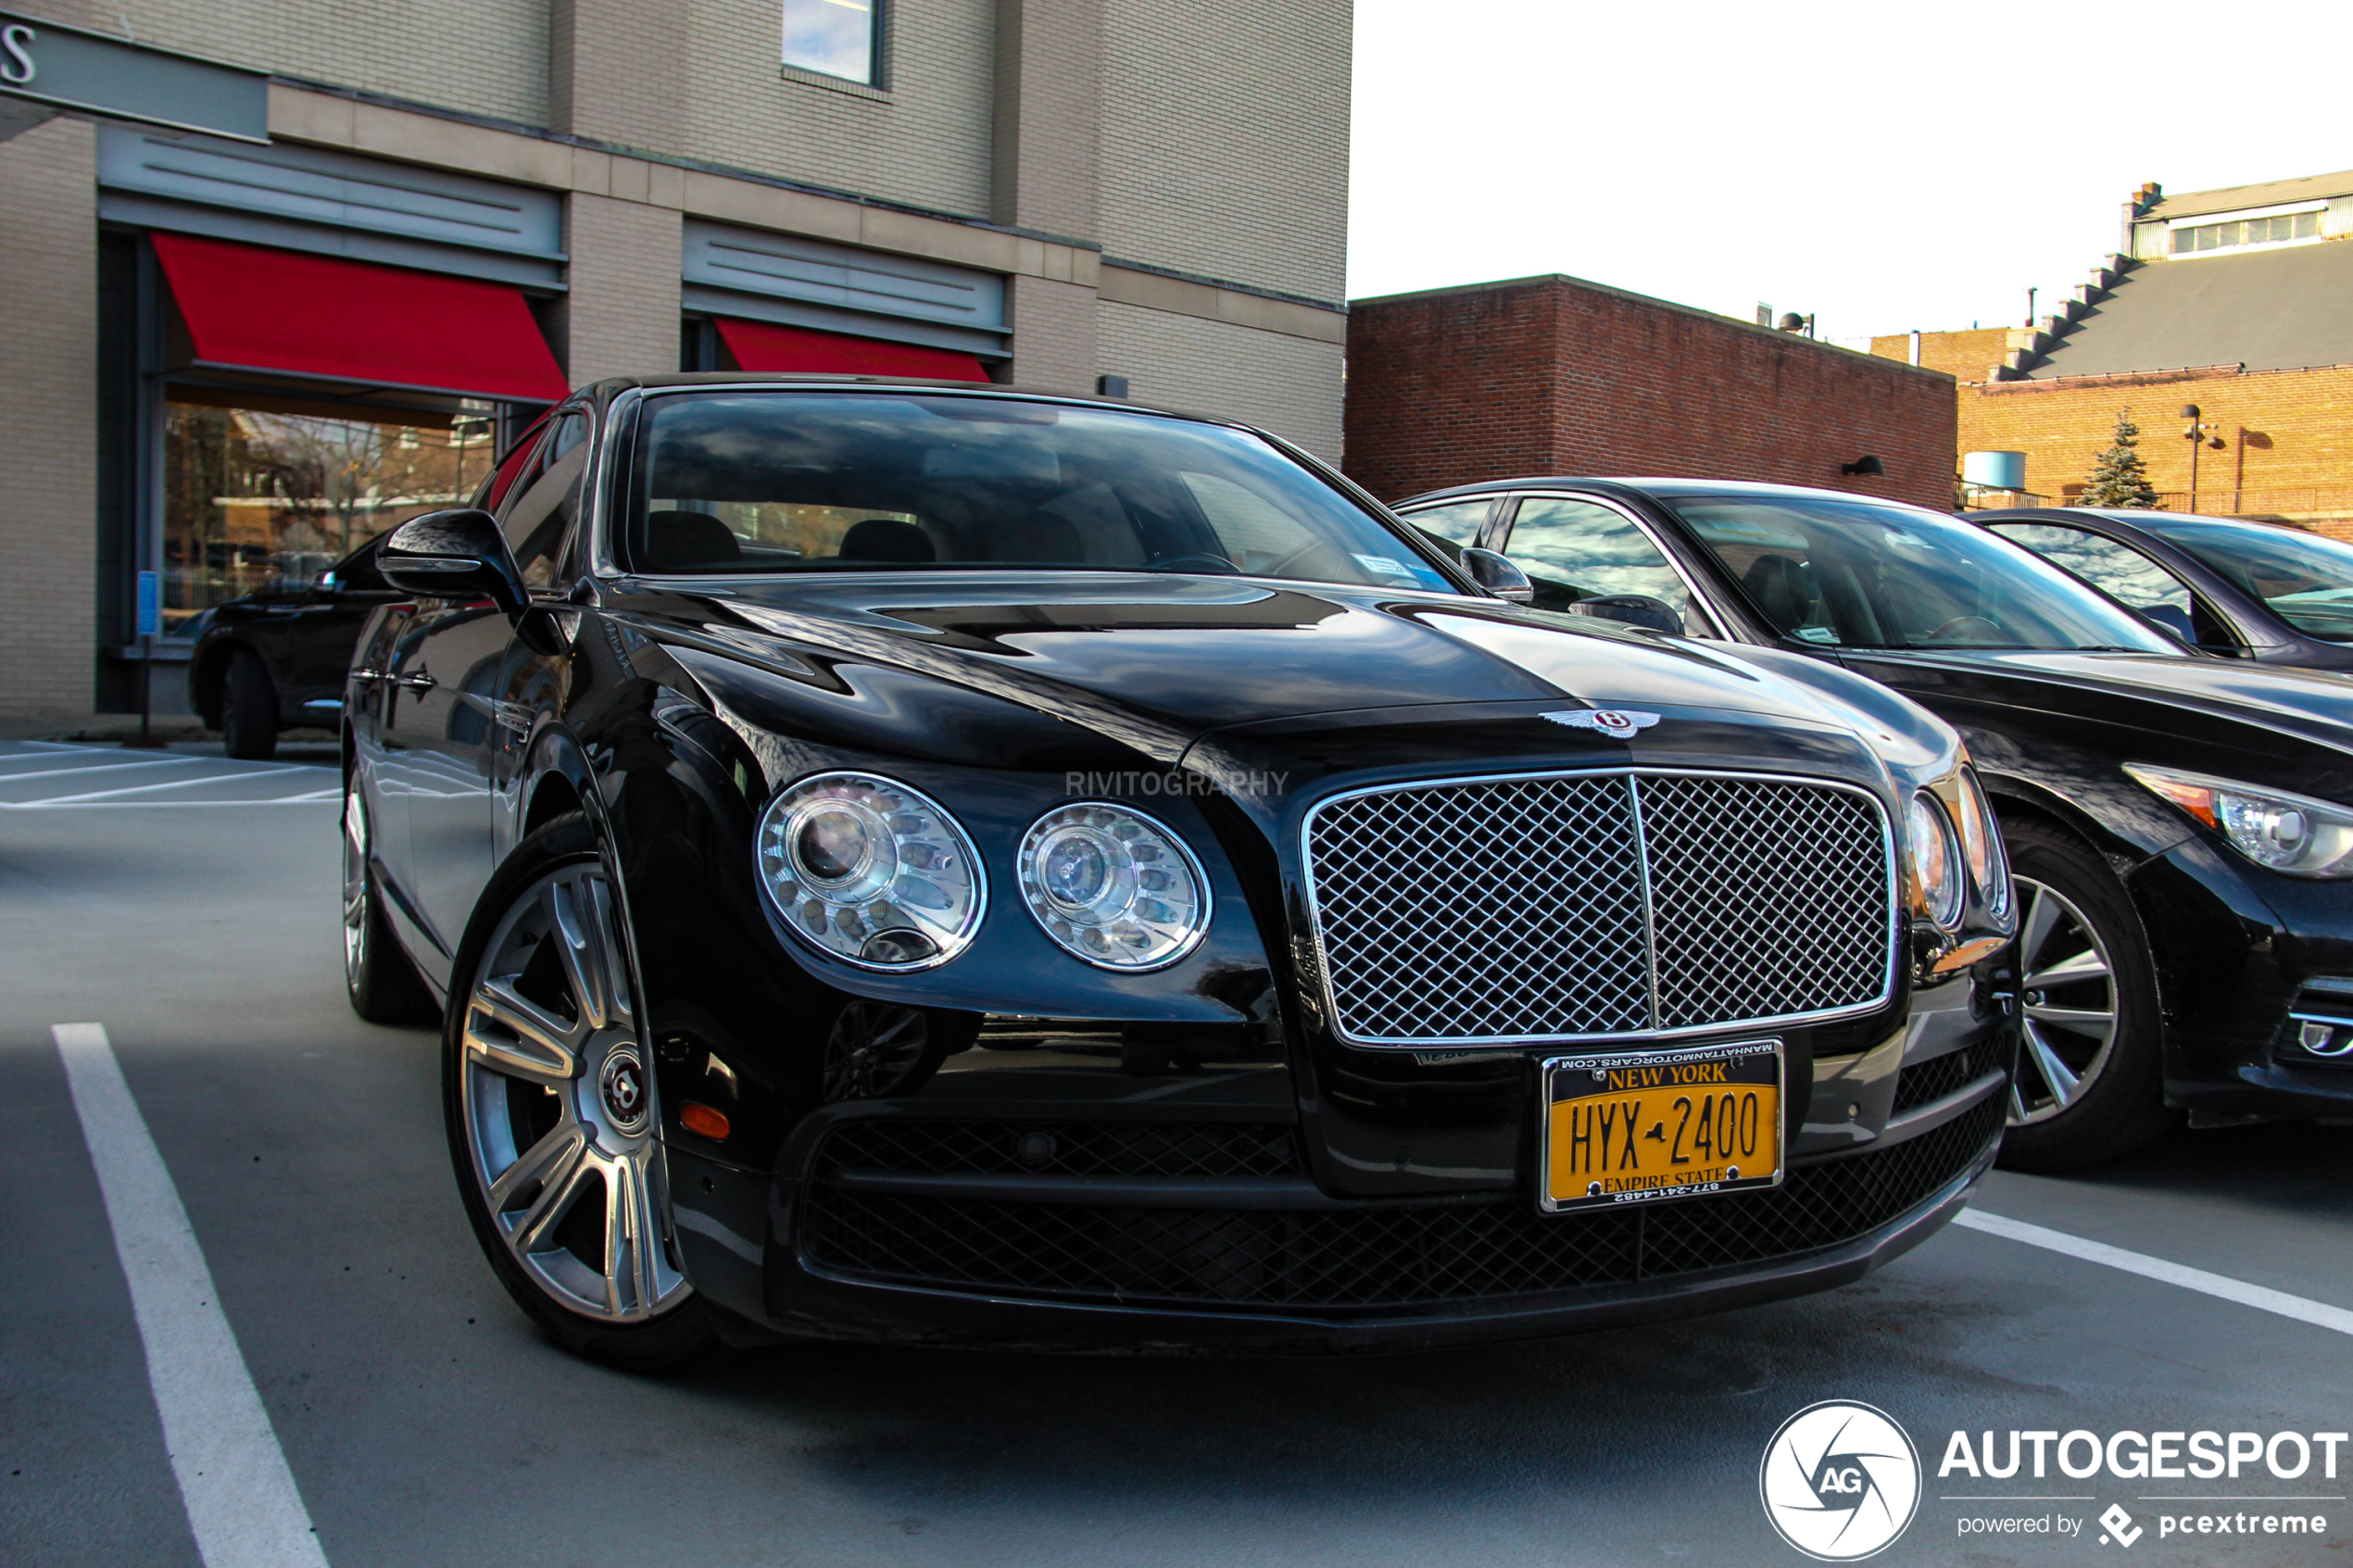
1760;1400;1922;1560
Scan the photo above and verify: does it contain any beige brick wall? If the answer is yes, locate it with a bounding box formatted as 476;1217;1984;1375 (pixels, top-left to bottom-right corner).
679;0;996;221
118;0;549;127
1097;299;1342;459
0;119;97;719
1003;274;1097;394
559;194;684;384
991;0;1100;237
1098;0;1348;302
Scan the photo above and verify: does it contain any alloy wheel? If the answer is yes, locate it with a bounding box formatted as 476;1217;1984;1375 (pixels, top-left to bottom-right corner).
2007;874;2120;1126
457;862;690;1322
824;1001;933;1099
342;784;370;988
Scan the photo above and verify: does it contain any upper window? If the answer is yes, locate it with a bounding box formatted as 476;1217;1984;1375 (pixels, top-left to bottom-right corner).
783;0;879;84
1501;496;1709;634
623;391;1455;593
2171;210;2321;255
1989;523;2197;641
1400;500;1491;559
1665;495;2179;654
2133;515;2353;643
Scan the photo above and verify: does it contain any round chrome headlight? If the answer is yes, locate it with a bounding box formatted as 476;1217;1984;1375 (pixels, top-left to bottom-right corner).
1954;769;2010;916
1017;803;1210;970
756;772;984;970
1907;791;1965;929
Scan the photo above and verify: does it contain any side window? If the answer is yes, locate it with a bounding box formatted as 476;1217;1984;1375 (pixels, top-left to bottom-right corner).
498;413;589;590
1994;523;2200;643
1503;497;1707;633
1401;500;1491;558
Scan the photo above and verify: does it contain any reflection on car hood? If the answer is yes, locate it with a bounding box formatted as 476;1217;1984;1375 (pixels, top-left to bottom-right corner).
1881;649;2353;749
689;574;1915;755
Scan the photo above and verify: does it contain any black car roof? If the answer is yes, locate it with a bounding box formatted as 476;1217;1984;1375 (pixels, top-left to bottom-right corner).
578;372;1239;433
1396;475;1952;515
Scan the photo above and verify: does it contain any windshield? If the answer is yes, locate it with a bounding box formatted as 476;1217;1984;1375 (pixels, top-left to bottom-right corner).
1665;495;2178;653
2133;515;2353;642
623;391;1454;592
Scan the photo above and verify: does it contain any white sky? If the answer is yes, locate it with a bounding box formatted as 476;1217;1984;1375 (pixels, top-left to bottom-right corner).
1348;0;2353;343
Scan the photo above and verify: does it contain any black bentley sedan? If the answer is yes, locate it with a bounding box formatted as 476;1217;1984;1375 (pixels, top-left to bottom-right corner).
1397;476;2353;1174
344;379;2015;1364
187;537;404;758
1980;506;2353;672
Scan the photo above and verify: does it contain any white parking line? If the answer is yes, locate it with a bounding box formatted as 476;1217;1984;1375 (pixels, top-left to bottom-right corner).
52;1023;331;1568
0;757;202;781
5;770;297;807
1957;1208;2353;1338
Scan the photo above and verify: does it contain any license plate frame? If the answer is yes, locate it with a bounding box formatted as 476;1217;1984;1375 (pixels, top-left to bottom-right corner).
1538;1038;1784;1214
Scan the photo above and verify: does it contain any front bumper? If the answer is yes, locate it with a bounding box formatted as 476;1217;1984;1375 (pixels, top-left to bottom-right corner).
664;1022;2010;1352
2128;838;2353;1117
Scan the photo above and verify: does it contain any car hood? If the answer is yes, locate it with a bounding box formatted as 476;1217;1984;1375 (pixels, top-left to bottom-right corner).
641;573;1934;771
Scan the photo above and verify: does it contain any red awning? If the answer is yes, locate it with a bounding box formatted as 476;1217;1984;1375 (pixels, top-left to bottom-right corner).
151;232;570;403
713;317;989;382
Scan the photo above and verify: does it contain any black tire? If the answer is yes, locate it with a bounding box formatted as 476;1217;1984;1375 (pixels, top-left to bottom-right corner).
220;649;279;759
343;780;436;1024
443;812;721;1371
1994;818;2176;1173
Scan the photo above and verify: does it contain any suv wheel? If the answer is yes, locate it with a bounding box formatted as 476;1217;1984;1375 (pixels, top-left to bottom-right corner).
1994;819;2175;1172
444;813;719;1369
220;649;278;759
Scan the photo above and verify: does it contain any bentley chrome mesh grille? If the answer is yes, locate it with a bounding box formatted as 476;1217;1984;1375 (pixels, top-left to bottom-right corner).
1302;771;1894;1045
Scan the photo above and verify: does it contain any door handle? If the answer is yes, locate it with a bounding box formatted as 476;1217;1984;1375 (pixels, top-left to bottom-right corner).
396;672;437;693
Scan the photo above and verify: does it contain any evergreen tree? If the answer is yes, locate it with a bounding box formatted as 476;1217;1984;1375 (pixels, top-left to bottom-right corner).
2081;408;2160;508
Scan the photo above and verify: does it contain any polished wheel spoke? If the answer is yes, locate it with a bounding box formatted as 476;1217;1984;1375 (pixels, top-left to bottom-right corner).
547;872;632;1035
2018;883;2064;970
603;1153;662;1318
2023;1022;2083;1109
2023;947;2108;989
467;978;582;1085
510;1135;598;1254
487;1121;585;1213
2022;1003;2115;1032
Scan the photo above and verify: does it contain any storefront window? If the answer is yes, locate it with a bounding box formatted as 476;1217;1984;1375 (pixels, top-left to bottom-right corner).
160;398;497;631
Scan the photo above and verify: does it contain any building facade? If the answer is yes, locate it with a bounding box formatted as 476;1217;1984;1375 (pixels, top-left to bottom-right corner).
0;0;1350;721
1345;275;1957;512
1873;170;2353;530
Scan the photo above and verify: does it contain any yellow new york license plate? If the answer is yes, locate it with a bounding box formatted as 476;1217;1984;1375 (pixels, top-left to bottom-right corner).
1540;1039;1782;1213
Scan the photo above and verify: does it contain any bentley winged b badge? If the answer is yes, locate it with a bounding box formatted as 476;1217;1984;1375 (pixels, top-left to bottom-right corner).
1541;708;1662;739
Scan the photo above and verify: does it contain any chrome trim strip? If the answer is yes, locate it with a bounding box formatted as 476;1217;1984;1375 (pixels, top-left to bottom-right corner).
1625;773;1664;1032
1297;766;1903;1049
1882;1067;2006;1137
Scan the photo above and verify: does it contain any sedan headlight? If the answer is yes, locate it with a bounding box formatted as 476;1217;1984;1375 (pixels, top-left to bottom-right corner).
1018;803;1210;970
1954;768;2010;916
756;772;986;969
2125;763;2353;879
1907;790;1965;928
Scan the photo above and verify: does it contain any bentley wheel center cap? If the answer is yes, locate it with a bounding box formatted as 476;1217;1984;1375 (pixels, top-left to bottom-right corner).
598;1048;648;1129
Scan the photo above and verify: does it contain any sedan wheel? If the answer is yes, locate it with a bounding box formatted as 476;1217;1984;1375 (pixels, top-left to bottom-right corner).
2007;876;2119;1124
1993;819;2174;1173
444;815;718;1367
342;779;434;1023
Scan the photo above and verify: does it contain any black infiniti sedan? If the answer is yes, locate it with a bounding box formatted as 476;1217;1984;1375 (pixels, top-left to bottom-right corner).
346;378;2014;1365
1397;477;2353;1173
186;537;406;759
1980;506;2353;671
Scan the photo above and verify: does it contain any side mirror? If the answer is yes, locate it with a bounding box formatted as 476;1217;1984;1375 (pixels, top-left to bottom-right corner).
379;509;527;615
1460;546;1534;604
1569;595;1682;634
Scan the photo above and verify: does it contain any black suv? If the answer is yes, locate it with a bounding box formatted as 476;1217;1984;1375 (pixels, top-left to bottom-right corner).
187;538;404;758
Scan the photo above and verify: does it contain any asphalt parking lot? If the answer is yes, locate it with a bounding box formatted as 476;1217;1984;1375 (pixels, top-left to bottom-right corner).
5;738;2352;1567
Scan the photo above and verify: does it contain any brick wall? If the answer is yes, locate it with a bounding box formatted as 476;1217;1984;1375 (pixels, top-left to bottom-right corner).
1869;327;2016;384
1099;0;1348;303
0;119;97;719
558;194;685;384
1346;277;1957;509
122;0;548;127
1958;363;2353;521
1099;299;1343;458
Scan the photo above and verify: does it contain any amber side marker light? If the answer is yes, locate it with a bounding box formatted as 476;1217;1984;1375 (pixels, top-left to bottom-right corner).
2134;771;2219;825
679;1102;731;1141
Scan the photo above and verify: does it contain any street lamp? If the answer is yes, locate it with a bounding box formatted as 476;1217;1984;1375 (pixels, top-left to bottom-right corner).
2181;404;2223;511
